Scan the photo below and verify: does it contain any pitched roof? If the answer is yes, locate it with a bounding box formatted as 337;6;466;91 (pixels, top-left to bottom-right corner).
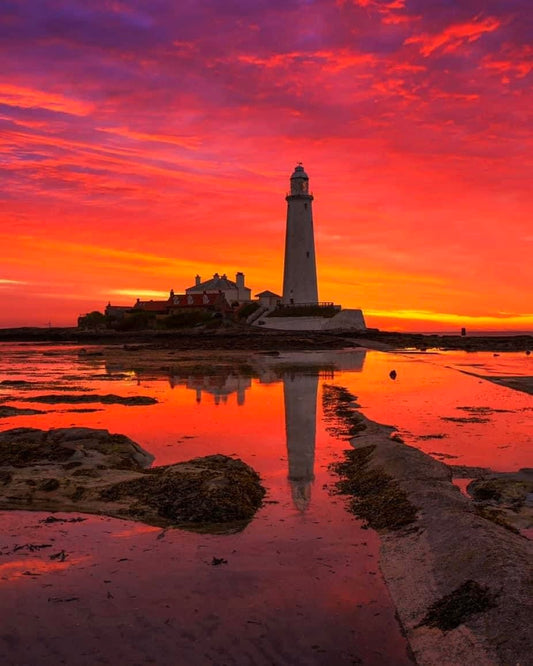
256;290;281;298
134;300;169;312
105;304;132;312
187;275;237;292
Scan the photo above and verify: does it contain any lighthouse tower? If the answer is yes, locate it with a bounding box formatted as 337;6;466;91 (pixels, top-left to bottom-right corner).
282;164;319;305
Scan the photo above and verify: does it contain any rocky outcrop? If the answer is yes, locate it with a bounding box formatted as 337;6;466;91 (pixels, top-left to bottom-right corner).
327;387;532;666
0;428;265;532
0;406;45;417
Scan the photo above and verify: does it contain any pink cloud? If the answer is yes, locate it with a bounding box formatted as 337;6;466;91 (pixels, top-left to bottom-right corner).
0;84;92;116
405;16;501;56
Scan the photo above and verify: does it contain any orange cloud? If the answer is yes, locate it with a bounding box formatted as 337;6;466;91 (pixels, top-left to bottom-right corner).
0;84;92;116
365;309;533;332
0;2;530;331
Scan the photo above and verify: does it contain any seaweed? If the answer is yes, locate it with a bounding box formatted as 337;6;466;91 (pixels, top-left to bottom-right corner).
0;441;73;467
418;580;497;631
101;454;265;525
322;384;366;440
330;446;418;531
323;384;417;531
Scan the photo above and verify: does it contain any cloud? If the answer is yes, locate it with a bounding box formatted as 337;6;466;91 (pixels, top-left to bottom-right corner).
0;0;531;329
0;84;91;116
108;289;170;299
482;45;533;79
365;309;533;324
98;126;201;150
0;278;27;286
405;16;501;56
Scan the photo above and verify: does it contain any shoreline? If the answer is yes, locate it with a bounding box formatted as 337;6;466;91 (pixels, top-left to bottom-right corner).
1;401;530;664
0;347;531;664
330;409;532;665
0;326;531;352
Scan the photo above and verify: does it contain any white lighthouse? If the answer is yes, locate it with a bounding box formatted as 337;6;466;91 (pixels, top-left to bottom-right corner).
282;164;319;305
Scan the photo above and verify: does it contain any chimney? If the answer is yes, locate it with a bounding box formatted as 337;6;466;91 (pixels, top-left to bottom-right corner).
195;275;201;286
236;272;244;289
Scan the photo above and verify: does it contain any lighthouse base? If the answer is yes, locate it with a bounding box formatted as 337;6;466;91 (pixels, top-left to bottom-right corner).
254;308;366;332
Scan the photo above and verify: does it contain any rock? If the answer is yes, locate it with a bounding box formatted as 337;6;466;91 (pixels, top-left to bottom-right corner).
100;454;265;527
0;406;45;418
322;383;533;666
211;557;228;566
467;473;533;533
417;580;497;632
0;380;33;386
21;394;157;406
0;427;154;469
0;428;264;532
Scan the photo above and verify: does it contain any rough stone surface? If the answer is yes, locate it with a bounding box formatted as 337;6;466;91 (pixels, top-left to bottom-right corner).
0;406;45;417
326;388;532;666
467;471;533;532
0;428;265;532
367;427;531;666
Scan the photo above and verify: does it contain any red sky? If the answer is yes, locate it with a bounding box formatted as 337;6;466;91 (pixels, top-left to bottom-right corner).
1;0;532;331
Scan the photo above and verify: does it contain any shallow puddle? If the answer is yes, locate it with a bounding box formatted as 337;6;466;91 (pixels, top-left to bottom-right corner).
0;343;531;664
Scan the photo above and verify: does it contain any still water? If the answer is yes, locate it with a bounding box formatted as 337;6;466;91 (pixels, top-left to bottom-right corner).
0;344;531;665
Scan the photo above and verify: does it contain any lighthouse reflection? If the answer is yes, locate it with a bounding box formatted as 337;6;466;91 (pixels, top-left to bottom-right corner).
283;372;319;512
102;348;366;511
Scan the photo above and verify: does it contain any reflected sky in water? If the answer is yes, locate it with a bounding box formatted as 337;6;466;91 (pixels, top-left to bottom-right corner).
0;345;530;476
0;344;531;664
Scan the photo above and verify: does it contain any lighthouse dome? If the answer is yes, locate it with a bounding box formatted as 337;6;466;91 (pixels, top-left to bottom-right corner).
290;164;308;179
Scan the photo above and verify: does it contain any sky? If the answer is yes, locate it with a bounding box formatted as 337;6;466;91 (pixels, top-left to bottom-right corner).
1;0;532;331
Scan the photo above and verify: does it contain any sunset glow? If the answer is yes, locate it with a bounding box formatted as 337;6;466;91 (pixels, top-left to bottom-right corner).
1;1;531;331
